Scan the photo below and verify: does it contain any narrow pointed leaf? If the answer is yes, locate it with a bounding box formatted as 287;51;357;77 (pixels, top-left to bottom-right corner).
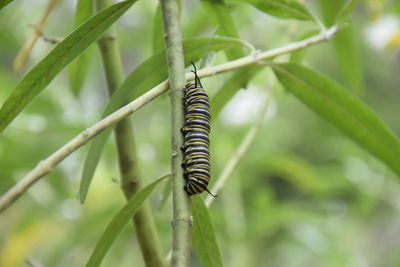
200;0;252;121
319;0;343;26
201;0;245;59
85;174;169;267
68;0;94;95
192;195;223;267
333;27;364;94
228;0;313;20
74;0;94;25
337;0;361;24
272;63;400;176
289;29;319;63
0;0;13;9
78;37;247;203
320;0;364;94
157;174;172;210
0;0;137;132
68;48;93;95
152;3;164;53
152;1;182;53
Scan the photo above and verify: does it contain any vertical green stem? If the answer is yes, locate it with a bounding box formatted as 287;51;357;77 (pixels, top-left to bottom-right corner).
159;0;191;266
95;1;166;267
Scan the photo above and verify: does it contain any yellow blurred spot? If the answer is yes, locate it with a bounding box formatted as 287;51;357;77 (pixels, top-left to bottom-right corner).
0;219;62;267
386;32;400;50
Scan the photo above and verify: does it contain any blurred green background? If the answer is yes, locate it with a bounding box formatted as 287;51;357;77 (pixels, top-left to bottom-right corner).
1;0;400;266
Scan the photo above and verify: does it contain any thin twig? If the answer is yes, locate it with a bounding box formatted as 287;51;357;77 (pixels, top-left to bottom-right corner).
0;26;339;214
205;84;273;207
0;80;166;213
159;0;192;265
197;26;338;78
14;0;58;71
27;24;61;44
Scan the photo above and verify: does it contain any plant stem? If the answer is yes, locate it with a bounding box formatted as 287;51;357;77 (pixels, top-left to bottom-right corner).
0;26;339;213
95;1;165;266
159;0;191;266
13;0;58;71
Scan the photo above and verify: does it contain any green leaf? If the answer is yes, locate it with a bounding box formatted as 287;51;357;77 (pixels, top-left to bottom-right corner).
78;37;247;203
68;0;94;95
0;0;13;9
320;0;364;94
211;65;263;119
74;0;94;26
199;0;254;122
157;174;172;210
200;0;251;120
152;1;182;53
289;29;320;63
229;0;313;20
333;27;364;94
151;3;164;53
85;174;169;267
272;63;400;176
182;7;211;40
0;0;137;132
68;48;93;95
319;0;343;26
336;0;361;24
201;0;245;59
191;195;223;267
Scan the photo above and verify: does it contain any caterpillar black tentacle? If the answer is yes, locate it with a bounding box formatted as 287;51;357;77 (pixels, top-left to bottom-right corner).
181;63;217;197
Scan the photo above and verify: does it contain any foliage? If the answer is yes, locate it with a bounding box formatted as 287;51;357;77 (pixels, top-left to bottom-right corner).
1;0;400;267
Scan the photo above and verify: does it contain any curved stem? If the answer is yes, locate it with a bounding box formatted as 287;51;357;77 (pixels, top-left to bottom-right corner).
0;26;339;214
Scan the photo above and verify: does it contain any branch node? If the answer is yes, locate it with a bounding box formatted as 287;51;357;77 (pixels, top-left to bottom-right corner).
27;23;42;35
324;26;338;41
254;50;267;65
122;177;139;192
82;129;90;137
171;216;193;227
28;24;60;44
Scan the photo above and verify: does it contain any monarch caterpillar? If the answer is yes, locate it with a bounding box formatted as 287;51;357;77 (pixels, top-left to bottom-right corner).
181;63;216;197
